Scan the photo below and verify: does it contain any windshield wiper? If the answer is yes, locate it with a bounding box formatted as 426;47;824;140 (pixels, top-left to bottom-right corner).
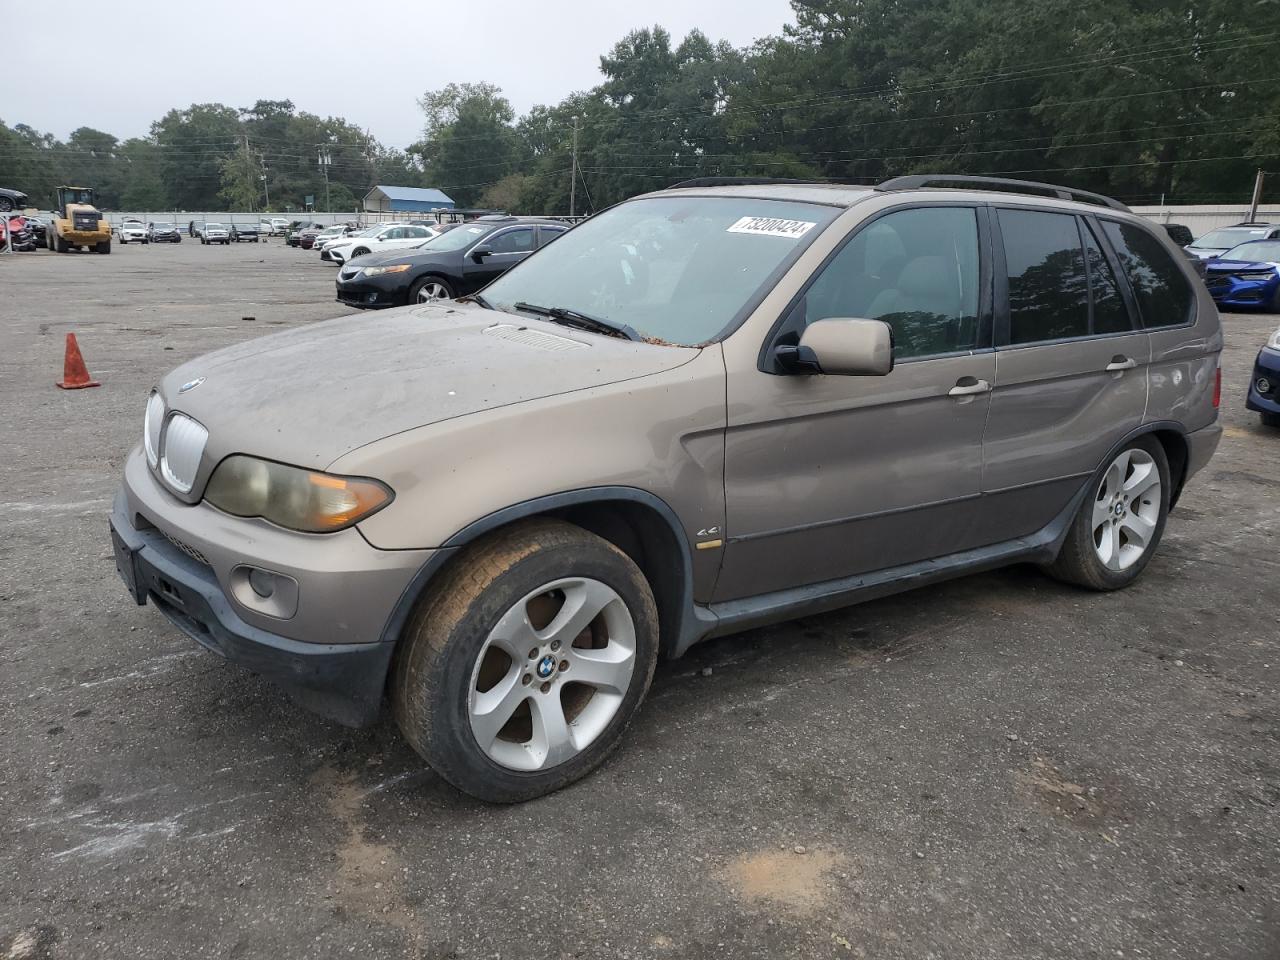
513;302;641;342
459;292;493;309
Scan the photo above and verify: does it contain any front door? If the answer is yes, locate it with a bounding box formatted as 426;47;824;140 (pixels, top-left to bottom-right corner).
461;225;537;294
717;205;995;602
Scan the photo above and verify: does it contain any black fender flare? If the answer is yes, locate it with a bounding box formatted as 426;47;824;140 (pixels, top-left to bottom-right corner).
376;486;703;656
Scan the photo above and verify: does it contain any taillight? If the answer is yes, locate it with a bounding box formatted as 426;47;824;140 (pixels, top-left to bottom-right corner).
1212;364;1221;409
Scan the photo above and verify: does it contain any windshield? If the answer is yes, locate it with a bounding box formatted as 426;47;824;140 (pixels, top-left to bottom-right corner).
1191;227;1272;249
418;223;491;252
206;223;225;229
153;222;173;229
483;197;840;345
1221;240;1280;263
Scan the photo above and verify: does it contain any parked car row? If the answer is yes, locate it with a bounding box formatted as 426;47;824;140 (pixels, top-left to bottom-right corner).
1183;221;1280;312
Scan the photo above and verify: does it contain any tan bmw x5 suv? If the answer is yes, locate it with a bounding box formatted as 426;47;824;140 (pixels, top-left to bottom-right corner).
111;175;1223;801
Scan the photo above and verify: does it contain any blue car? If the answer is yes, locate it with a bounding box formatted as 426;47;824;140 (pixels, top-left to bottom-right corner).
1204;239;1280;312
1246;326;1280;428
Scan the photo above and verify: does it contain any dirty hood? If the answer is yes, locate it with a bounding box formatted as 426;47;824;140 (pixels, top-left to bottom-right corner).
160;302;699;470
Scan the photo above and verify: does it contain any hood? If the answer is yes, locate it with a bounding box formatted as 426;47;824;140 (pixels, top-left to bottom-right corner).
343;246;433;268
159;301;700;472
1205;257;1279;274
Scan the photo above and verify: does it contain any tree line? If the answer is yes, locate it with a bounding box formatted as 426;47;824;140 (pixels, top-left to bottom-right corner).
1;0;1272;215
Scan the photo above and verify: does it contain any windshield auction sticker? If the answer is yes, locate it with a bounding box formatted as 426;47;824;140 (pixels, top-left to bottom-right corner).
726;216;817;239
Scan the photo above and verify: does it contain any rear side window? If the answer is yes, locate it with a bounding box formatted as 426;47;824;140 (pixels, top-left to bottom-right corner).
1082;222;1131;335
1100;221;1195;328
999;209;1089;344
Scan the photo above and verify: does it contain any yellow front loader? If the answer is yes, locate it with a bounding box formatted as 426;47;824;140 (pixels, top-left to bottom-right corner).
48;186;112;253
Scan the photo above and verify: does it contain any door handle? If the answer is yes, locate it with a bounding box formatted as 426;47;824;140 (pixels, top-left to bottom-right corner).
1105;355;1137;372
948;377;991;397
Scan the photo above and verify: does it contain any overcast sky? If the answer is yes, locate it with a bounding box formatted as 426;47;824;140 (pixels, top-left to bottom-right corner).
7;0;795;148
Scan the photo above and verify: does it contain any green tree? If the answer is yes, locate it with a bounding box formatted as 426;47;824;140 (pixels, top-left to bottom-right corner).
412;82;521;206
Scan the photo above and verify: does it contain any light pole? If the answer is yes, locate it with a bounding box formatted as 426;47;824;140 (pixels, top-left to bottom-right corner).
318;149;332;212
569;115;579;218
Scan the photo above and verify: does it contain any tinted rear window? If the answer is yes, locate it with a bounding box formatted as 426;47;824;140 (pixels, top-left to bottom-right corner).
1100;221;1195;328
999;209;1089;344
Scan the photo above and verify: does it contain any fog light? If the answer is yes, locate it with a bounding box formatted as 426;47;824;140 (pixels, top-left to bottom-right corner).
247;567;275;598
1258;377;1273;395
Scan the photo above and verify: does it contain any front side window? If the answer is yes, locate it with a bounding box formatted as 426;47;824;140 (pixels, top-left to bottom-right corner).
1100;221;1195;328
801;207;980;359
1000;209;1089;345
483;196;842;346
489;228;535;254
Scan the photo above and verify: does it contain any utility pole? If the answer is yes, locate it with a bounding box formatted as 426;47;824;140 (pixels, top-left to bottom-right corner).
569;115;579;218
259;150;270;211
1248;168;1265;223
318;148;332;212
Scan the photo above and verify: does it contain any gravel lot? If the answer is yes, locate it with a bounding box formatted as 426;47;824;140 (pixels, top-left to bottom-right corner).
1;240;1277;960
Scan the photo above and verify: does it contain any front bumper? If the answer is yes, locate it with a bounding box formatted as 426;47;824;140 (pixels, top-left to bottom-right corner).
1205;274;1280;309
335;276;405;309
111;446;433;725
1246;347;1280;416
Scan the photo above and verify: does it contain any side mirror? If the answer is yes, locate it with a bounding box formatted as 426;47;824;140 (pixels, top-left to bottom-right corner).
777;318;894;376
470;244;493;261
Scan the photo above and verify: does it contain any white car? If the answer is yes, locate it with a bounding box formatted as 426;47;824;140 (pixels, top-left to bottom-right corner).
118;221;148;244
313;225;356;259
201;223;230;245
324;223;437;264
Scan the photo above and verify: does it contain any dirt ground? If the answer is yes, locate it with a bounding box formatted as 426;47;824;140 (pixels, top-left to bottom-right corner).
1;239;1277;959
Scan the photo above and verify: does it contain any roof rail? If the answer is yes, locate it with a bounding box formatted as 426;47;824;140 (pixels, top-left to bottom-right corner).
875;174;1129;212
667;177;829;190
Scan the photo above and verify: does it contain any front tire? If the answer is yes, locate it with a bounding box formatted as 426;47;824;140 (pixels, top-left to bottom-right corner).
1047;436;1170;590
352;247;370;258
96;240;111;254
392;519;659;803
410;276;455;303
1261;412;1280;429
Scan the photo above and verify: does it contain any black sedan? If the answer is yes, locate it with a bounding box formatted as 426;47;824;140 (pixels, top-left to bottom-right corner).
229;224;260;242
334;217;568;308
0;187;28;212
148;221;182;243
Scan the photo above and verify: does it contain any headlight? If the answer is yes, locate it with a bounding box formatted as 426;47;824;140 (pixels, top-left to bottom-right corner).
204;455;393;532
143;391;165;466
1268;327;1280;350
1238;271;1276;281
361;264;411;278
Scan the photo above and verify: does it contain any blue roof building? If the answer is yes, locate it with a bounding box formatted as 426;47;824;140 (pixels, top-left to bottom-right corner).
362;185;456;213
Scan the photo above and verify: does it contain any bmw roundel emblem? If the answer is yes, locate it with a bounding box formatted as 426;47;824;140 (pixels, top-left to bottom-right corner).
179;377;206;394
536;655;557;679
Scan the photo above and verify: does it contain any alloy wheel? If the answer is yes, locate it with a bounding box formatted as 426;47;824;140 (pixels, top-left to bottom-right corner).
417;282;451;302
467;577;636;772
1091;448;1161;571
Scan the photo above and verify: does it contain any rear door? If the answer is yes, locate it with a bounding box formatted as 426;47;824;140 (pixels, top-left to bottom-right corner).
1097;218;1209;431
981;206;1149;541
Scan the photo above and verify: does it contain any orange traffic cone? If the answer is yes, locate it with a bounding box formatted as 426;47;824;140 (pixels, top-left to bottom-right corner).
55;333;101;389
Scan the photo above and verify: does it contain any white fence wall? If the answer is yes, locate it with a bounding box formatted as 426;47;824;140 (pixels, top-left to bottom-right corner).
1130;205;1279;235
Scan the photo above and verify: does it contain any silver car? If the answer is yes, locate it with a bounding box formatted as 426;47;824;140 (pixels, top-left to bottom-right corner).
110;175;1222;802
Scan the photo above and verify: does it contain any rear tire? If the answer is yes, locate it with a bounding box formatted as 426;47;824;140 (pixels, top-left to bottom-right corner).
392;519;659;803
1046;435;1170;591
96;240;111;254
